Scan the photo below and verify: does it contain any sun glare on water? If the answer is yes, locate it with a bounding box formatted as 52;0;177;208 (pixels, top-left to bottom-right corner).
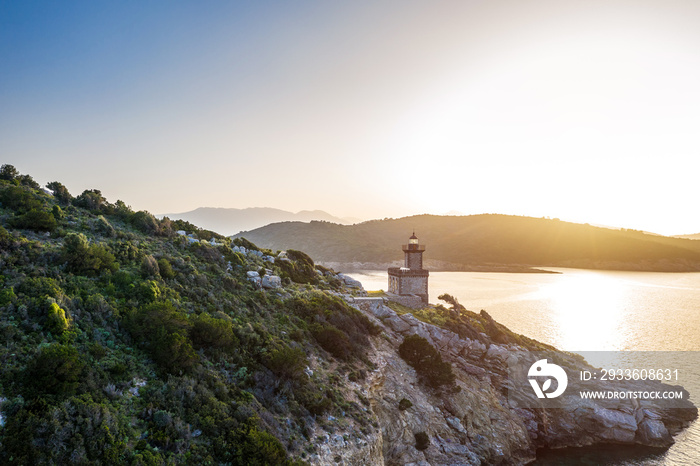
541;273;629;351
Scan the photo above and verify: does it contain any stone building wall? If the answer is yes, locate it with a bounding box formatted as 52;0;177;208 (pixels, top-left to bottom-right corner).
385;294;424;309
405;251;423;270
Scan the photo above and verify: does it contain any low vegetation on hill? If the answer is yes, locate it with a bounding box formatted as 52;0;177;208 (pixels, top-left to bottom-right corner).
0;165;380;464
234;215;700;271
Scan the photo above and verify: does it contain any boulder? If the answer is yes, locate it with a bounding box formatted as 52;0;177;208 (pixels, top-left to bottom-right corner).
399;313;421;327
637;418;672;447
446;416;467;434
337;273;364;289
262;275;282;289
386;315;412;333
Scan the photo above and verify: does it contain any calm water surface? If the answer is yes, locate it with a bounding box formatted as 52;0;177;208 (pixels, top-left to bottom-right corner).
347;268;700;465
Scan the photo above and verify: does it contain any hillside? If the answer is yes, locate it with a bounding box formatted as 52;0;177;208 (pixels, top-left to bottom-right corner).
0;166;696;464
0;167;378;464
674;232;700;240
160;207;357;236
234;215;700;272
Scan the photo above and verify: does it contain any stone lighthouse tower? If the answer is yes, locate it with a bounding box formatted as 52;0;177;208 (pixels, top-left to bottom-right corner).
387;232;429;307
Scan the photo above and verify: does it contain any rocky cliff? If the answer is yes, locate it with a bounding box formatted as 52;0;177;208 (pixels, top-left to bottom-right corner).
310;295;698;465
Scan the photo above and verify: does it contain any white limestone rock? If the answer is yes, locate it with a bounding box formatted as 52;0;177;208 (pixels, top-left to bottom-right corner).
262;275;282;289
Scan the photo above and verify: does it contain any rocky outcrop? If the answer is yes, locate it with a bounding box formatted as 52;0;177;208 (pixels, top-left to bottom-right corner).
327;297;698;465
337;273;364;289
261;274;282;289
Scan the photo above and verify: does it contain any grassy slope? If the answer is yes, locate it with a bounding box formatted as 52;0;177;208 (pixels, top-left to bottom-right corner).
235;214;700;271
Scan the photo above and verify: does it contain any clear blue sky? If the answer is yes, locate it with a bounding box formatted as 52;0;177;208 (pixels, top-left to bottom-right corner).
3;1;700;235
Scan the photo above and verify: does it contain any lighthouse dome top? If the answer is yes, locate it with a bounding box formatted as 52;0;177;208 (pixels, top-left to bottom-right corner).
409;232;418;244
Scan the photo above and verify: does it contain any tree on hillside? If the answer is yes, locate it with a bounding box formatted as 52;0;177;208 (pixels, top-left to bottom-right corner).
0;164;19;181
438;293;466;316
46;181;72;205
399;334;455;388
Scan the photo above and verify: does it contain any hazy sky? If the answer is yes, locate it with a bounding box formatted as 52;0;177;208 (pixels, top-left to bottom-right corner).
3;0;700;235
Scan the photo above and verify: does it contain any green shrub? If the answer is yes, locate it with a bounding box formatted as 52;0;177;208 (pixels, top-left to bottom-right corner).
312;324;351;359
295;386;332;415
9;208;57;232
0;164;19;181
233;423;290;465
95;215;115;236
0;225;17;250
130;210;159;234
286;291;379;361
17;277;62;299
223;248;245;267
52;204;64;221
46;302;70;334
266;346;307;380
399;335;455;388
157;257;175;279
125;302;197;374
46;181;72;205
0;185;42;213
25;344;83;397
398;398;413;411
277;249;318;284
414;431;430;451
62;233;118;275
0;287;16;306
137;280;161;303
190;313;238;353
74;189;108;211
1;394;130;464
141;255;160;277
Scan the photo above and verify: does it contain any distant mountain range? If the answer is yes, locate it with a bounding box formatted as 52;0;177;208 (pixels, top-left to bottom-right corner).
233;214;700;272
160;207;360;236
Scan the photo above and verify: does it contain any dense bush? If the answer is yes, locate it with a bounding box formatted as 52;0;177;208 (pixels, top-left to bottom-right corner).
62;232;118;275
130;210;159;234
73;189;108;211
95;214;115;236
311;324;351;359
0;225;17;250
399;335;455;388
2;394;130;464
0;164;19;181
24;344;83;398
415;431;430;451
9;208;57;232
265;345;307;380
277;249;318;284
125;301;197;374
232;422;294;465
141;254;160;277
46;302;70;334
0;185;43;213
286;291;379;361
46;180;72;205
158;257;175;278
399;398;413;411
190;313;238;353
17;276;62;299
